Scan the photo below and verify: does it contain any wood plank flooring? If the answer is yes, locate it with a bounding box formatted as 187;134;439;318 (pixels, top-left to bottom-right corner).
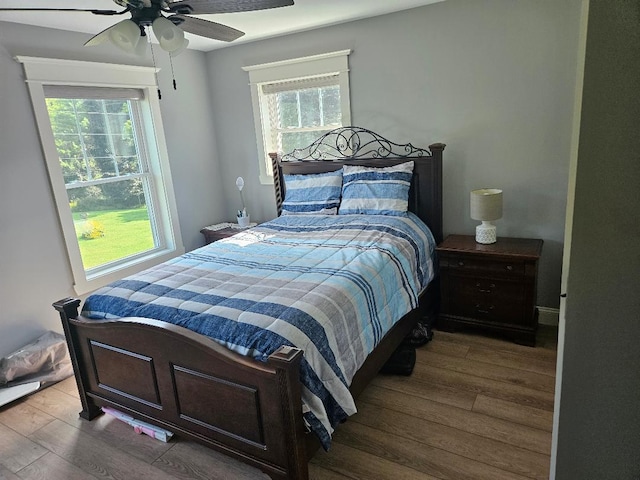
0;326;557;480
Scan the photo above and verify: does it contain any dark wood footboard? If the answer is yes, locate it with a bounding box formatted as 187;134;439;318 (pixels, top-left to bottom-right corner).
54;298;308;480
53;291;427;480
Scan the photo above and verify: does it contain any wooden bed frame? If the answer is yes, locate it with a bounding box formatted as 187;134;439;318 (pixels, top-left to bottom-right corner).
54;127;445;480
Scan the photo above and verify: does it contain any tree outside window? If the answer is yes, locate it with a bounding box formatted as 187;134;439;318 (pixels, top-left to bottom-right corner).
46;95;158;271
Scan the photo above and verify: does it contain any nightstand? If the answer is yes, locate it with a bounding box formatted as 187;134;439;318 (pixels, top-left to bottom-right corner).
200;222;256;244
436;234;543;346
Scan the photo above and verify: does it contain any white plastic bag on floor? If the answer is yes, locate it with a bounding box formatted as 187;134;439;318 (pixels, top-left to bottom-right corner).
0;331;73;387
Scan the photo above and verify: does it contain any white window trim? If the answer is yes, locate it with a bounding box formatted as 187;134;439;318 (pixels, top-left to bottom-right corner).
16;56;184;295
243;50;352;184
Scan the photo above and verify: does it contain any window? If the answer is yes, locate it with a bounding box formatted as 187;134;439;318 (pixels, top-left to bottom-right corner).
18;57;184;294
244;50;351;184
45;88;161;270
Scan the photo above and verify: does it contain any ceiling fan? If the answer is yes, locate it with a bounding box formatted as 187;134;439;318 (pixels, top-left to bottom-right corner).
0;0;295;55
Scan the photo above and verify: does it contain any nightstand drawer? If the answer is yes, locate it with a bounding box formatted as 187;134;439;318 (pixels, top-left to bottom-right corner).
441;255;525;277
444;276;527;325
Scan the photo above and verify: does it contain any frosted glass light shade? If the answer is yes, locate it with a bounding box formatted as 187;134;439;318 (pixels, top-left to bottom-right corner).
170;38;190;57
470;188;503;244
153;17;185;52
84;26;113;47
134;34;149;57
108;19;141;53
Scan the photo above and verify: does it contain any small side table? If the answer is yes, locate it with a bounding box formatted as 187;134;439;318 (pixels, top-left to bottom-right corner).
436;234;543;346
200;222;257;244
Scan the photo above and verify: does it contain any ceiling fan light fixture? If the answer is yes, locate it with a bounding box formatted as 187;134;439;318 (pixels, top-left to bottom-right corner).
170;38;190;57
84;26;113;47
108;19;141;53
134;32;149;57
152;16;185;52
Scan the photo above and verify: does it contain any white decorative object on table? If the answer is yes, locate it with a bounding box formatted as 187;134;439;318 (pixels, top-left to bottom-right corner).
235;176;251;227
237;215;251;228
470;188;503;244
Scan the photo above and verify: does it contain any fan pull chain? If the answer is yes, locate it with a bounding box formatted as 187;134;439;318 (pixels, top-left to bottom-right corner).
170;56;177;90
149;40;161;100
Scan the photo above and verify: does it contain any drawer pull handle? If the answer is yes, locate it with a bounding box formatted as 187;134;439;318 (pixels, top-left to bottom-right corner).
477;305;495;314
478;283;495;293
506;265;513;271
458;261;465;266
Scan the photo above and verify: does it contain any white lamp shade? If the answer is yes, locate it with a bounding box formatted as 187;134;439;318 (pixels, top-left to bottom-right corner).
108;19;141;53
153;17;185;52
470;189;503;221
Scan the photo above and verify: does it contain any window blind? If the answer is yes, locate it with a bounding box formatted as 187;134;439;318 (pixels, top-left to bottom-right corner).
260;73;339;95
43;85;145;100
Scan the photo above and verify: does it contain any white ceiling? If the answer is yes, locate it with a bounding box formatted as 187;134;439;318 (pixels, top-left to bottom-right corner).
0;0;444;52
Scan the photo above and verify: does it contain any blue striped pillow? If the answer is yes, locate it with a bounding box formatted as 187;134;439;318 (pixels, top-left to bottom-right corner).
282;169;343;215
338;161;414;216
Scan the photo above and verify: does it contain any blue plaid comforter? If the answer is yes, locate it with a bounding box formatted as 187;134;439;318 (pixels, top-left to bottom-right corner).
82;213;436;449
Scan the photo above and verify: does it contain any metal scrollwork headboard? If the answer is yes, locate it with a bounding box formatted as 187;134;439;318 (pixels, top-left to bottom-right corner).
270;126;445;243
280;126;431;162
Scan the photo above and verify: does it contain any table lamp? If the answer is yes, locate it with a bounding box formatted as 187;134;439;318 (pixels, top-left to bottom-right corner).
470;188;503;244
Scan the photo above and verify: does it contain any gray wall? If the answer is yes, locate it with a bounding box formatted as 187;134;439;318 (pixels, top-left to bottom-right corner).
554;0;640;477
0;22;226;356
207;0;583;310
0;1;582;371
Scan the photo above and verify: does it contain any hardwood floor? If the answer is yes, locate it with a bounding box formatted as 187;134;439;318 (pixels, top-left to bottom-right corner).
0;326;557;480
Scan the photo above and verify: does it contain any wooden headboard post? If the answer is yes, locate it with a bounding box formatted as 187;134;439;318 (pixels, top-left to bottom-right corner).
269;127;445;243
424;142;445;244
269;151;284;217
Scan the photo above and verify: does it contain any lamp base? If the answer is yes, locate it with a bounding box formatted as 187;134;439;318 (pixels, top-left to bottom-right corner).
476;221;497;244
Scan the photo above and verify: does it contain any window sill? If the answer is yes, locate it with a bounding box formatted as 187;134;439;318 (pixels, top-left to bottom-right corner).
73;246;185;296
259;172;274;185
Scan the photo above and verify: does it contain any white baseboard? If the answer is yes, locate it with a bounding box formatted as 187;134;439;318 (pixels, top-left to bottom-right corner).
538;307;560;326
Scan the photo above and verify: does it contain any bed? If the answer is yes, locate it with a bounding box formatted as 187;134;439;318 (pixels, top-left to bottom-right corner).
54;126;445;480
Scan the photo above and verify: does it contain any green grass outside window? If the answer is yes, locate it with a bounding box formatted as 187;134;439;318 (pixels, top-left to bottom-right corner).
73;207;155;269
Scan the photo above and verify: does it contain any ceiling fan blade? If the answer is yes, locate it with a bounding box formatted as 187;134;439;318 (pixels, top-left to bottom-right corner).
171;14;244;42
168;0;294;15
0;8;123;15
112;0;149;8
